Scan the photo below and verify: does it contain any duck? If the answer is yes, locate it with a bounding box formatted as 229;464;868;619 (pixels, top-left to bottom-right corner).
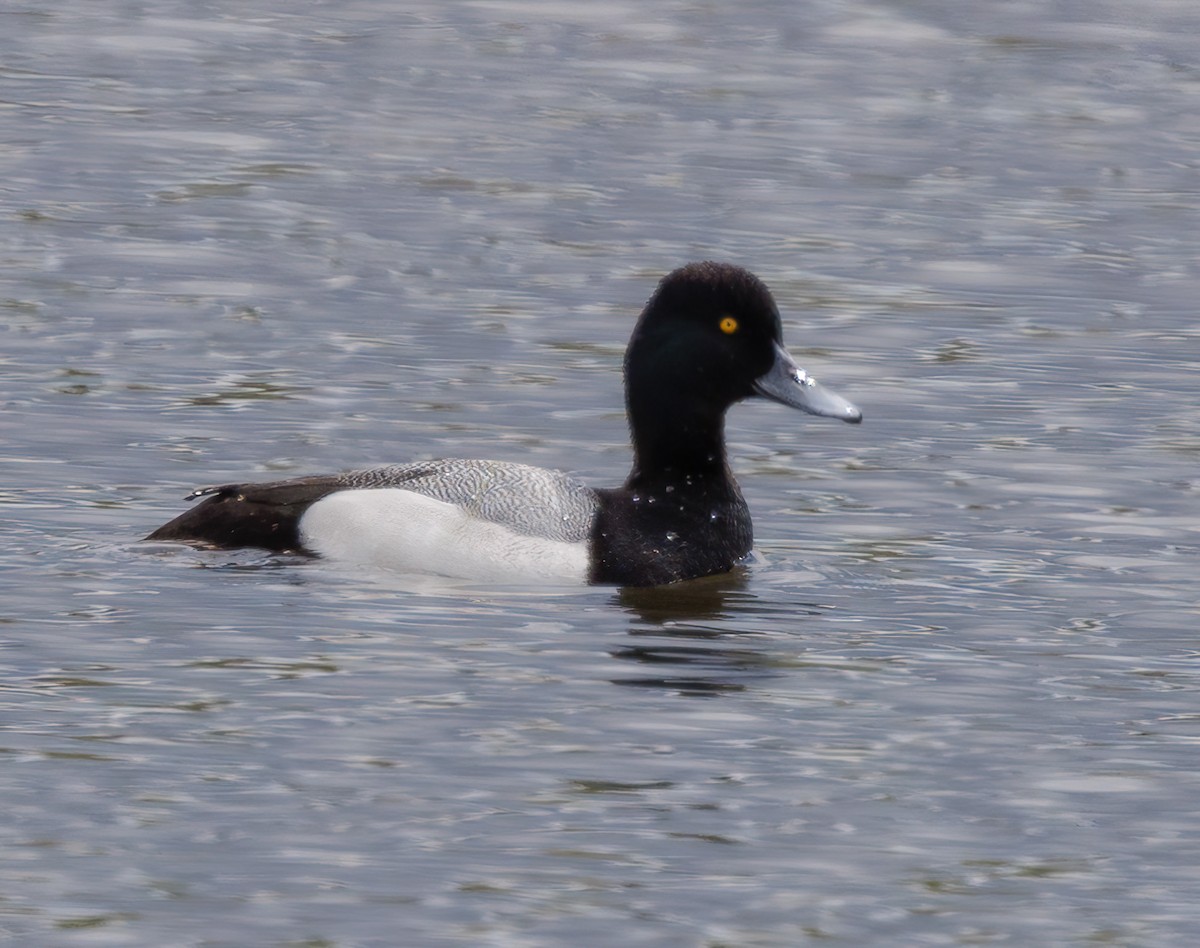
146;262;861;586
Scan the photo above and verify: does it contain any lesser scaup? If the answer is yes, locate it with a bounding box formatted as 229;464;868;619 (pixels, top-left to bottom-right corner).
147;262;861;585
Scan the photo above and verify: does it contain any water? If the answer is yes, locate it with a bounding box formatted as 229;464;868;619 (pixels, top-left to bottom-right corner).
3;1;1199;944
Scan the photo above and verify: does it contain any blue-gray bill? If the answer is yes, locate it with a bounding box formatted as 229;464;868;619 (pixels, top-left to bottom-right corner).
753;342;862;423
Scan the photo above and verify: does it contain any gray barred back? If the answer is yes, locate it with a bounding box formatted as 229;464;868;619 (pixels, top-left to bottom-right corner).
336;460;598;543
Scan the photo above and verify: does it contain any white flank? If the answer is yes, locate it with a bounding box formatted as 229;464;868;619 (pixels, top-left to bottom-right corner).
299;489;590;584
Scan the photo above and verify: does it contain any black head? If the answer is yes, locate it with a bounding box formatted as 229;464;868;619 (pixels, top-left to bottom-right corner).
625;262;861;425
625;262;785;417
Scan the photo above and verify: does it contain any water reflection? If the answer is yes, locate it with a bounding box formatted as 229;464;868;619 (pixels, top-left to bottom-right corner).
610;571;826;695
614;568;755;624
608;643;762;696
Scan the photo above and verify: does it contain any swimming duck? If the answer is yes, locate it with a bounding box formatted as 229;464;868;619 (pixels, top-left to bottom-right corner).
147;262;861;586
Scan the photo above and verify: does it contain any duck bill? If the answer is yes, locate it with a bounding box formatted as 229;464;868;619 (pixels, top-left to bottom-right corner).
752;343;862;423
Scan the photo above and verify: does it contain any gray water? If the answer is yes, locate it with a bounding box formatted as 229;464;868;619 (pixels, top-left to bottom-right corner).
3;1;1199;945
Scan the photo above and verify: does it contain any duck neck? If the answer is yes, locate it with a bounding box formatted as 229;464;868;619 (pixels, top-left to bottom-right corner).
625;401;734;493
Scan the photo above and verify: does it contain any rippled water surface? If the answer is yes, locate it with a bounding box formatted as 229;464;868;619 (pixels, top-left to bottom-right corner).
3;1;1199;945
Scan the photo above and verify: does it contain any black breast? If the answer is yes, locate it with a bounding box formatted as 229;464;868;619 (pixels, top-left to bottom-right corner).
588;484;752;586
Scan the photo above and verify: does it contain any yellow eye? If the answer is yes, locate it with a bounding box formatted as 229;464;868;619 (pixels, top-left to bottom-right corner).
719;316;739;335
